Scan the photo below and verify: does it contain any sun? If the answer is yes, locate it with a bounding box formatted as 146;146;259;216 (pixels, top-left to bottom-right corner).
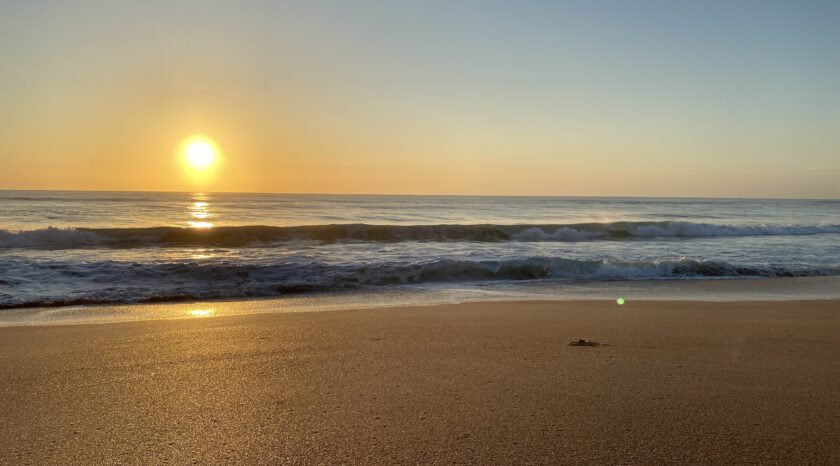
182;137;217;170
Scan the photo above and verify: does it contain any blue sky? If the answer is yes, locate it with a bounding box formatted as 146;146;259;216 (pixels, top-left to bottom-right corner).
1;0;838;196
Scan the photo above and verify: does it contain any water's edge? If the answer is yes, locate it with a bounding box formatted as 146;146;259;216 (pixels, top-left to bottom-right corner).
2;276;838;327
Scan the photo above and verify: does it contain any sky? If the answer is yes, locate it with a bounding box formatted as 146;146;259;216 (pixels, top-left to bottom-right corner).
1;0;838;197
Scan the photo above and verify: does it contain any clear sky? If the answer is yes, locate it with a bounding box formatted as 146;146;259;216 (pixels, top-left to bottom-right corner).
1;0;838;197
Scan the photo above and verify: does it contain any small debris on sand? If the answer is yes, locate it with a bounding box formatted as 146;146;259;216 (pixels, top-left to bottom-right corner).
569;339;600;347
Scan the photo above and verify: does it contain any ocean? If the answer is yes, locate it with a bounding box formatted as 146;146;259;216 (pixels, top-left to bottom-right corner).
1;191;839;311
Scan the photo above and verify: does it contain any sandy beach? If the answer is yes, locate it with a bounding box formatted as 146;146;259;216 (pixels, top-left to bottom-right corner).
2;299;839;464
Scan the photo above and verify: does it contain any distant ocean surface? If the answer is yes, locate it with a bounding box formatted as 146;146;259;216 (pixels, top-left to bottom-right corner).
1;191;839;309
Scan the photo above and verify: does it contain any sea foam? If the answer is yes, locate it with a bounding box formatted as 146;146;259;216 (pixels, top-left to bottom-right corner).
2;255;836;309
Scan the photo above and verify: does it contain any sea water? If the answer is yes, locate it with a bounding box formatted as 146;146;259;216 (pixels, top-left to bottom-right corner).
1;191;839;309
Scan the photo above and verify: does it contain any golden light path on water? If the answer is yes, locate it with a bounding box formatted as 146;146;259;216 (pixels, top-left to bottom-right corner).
187;193;214;229
186;194;218;261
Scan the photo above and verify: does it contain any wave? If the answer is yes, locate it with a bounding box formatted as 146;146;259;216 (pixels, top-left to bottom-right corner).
1;256;836;309
2;221;840;249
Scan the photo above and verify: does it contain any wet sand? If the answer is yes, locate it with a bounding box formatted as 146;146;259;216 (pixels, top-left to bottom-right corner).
2;299;839;464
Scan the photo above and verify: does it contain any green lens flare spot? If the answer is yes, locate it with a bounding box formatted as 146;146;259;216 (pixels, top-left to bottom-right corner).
616;298;625;305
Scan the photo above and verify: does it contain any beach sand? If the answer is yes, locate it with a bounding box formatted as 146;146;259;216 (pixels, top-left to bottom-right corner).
2;299;839;464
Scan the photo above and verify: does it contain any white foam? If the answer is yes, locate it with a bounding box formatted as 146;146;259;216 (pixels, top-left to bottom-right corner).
2;255;836;309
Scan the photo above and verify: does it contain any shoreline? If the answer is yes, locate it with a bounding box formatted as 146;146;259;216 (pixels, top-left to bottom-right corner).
3;275;840;327
2;299;839;463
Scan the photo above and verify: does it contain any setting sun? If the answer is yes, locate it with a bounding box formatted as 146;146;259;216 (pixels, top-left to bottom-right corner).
183;138;217;170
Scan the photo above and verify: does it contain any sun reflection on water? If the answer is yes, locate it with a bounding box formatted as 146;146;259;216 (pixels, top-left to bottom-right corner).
189;249;214;260
190;202;210;219
187;194;214;228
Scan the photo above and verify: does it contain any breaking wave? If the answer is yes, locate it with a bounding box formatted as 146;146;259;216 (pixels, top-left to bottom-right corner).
1;256;836;309
2;221;840;249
